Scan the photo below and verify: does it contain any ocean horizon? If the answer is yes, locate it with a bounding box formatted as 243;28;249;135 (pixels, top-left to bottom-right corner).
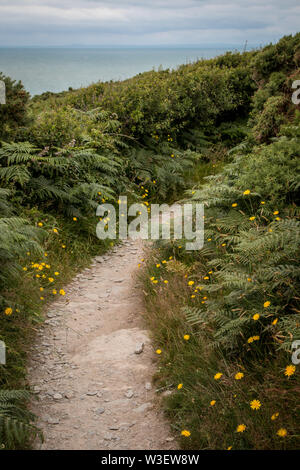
0;46;246;97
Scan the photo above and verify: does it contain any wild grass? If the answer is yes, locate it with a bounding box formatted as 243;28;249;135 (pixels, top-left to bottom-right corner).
141;249;299;450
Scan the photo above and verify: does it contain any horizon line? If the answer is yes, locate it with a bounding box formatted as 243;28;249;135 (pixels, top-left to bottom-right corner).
0;43;261;49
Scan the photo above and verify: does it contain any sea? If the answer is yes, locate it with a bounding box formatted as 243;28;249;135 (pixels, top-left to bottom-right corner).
0;46;243;97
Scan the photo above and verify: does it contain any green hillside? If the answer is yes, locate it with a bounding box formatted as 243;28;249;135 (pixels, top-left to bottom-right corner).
0;33;299;449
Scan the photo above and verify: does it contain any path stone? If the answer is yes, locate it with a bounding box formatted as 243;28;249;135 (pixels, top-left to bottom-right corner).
134;343;144;354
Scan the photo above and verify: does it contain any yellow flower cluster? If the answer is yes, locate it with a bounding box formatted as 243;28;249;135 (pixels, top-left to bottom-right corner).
247;335;260;344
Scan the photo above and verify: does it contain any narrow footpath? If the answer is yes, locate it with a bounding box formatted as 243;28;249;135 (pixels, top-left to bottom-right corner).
28;239;176;450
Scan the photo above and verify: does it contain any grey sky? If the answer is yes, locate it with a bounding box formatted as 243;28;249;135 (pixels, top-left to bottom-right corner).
0;0;299;46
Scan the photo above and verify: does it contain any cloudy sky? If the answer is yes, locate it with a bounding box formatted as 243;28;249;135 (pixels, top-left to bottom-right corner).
0;0;299;47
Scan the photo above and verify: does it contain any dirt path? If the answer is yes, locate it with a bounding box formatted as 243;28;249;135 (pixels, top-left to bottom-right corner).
28;239;176;450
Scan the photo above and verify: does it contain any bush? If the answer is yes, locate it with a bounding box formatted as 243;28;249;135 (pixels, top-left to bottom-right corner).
0;73;29;141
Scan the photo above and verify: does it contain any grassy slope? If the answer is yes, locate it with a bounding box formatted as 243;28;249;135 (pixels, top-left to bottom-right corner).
139;34;300;449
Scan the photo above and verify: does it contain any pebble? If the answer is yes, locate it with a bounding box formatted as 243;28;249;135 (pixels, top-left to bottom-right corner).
47;417;60;425
134;343;144;354
53;393;63;400
134;403;153;413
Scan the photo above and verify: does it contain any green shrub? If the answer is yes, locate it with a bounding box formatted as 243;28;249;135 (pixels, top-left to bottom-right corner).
0;73;29;141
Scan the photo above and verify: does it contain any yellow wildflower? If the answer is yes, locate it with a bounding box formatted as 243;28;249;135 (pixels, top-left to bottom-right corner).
253;314;260;321
59;289;66;296
156;349;162;355
236;424;246;433
243;190;250;195
284;365;296;377
214;372;223;380
277;428;287;437
235;372;244;380
181;430;191;437
264;301;271;308
271;412;279;421
183;335;190;341
250;399;261;410
210;400;216;406
4;307;13;316
177;383;183;390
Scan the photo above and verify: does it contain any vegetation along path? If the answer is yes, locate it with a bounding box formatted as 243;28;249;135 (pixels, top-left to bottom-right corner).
28;239;176;450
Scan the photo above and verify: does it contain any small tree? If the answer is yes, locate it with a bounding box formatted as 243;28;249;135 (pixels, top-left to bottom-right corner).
0;72;30;140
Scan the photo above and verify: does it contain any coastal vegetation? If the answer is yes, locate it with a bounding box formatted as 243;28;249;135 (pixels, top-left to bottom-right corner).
0;32;299;449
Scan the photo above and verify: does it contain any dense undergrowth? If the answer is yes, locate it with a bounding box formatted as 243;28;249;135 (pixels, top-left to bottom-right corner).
141;35;300;449
0;32;299;449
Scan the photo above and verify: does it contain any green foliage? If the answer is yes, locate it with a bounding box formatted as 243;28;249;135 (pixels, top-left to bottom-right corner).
252;95;287;142
251;33;300;80
23;106;94;148
185;124;300;356
140;45;300;445
1;32;300;450
141;248;299;450
33;60;254;146
0;389;41;449
0;187;43;307
0;72;30;141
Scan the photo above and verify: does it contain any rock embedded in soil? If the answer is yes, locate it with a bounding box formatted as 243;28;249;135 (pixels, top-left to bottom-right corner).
134;343;144;354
